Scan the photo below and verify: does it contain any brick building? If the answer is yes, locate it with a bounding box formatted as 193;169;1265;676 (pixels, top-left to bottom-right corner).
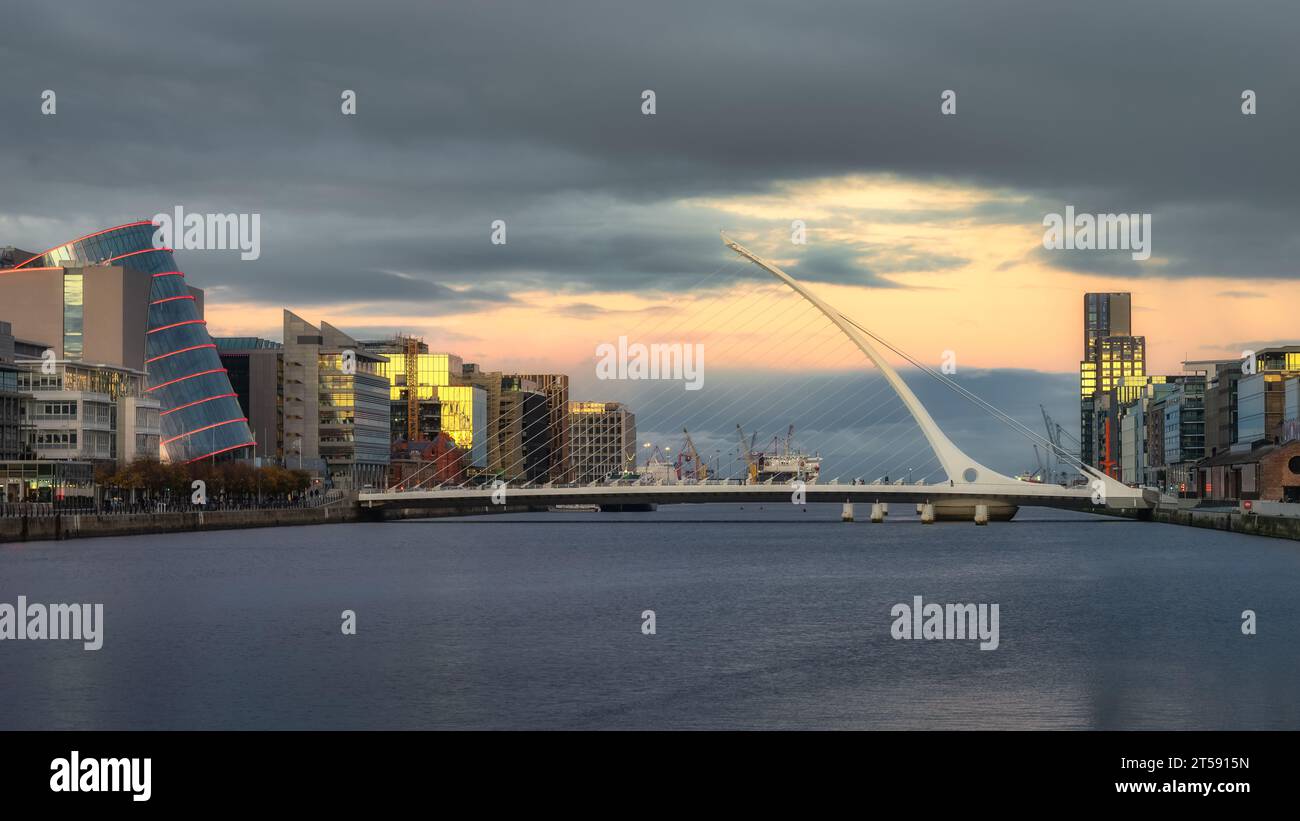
1197;440;1300;502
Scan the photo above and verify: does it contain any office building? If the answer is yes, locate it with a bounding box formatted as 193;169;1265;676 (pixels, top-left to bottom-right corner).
498;375;550;483
1236;346;1300;446
569;401;636;484
1153;377;1206;495
1185;350;1300;500
361;336;436;441
1083;292;1132;360
0;322;23;461
460;365;549;481
364;342;489;471
460;364;506;475
1113;376;1170;485
427;383;487;471
283;311;390;488
214;337;285;463
1185;359;1243;459
1106;375;1170;482
1113;374;1204;493
1282;377;1300;443
1079;293;1145;472
17;359;161;467
0;322;95;502
510;373;573;482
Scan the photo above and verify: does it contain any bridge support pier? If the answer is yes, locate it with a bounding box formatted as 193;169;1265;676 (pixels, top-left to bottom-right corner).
974;504;989;526
921;503;936;524
870;502;885;523
841;501;854;522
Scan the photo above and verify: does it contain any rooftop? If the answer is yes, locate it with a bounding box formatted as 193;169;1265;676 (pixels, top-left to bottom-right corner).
213;336;283;351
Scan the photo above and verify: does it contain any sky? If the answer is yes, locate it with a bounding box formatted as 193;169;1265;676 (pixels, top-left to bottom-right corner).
2;0;1298;474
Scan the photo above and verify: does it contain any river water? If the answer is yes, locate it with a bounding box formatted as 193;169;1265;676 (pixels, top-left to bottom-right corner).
1;505;1297;729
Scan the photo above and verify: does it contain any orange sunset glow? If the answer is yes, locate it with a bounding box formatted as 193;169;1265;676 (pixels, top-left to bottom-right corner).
204;175;1296;375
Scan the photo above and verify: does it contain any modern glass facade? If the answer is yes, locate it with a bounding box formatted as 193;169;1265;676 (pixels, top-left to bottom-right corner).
1162;384;1206;466
511;373;573;483
318;352;392;476
1080;330;1145;470
1255;349;1300;373
374;352;463;399
1236;374;1272;445
1083;292;1131;360
1094;336;1146;395
374;352;486;468
14;221;254;463
431;385;487;468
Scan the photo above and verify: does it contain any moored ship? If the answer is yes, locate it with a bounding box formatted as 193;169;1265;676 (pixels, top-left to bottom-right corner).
744;424;822;484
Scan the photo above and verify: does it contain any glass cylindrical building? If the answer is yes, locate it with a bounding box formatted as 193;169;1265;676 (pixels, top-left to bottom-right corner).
15;221;255;463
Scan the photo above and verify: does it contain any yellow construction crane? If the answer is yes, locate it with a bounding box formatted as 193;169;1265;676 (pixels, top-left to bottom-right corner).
736;424;758;484
681;427;708;481
396;334;421;441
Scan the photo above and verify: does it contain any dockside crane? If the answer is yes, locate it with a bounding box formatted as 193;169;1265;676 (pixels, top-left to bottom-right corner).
681;427;708;481
736;424;759;484
1040;404;1082;485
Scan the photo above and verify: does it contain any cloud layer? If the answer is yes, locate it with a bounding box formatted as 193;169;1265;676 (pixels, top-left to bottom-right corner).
3;0;1298;309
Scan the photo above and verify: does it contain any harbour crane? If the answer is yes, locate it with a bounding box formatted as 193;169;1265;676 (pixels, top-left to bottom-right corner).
1040;404;1083;485
736;424;759;484
680;428;708;481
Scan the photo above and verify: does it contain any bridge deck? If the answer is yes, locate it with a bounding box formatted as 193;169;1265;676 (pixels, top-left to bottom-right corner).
360;482;1150;513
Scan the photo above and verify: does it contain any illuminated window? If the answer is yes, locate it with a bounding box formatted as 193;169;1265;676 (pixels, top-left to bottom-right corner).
63;272;84;359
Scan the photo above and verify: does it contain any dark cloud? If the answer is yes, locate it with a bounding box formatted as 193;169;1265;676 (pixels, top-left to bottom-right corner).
1;0;1298;311
787;246;902;287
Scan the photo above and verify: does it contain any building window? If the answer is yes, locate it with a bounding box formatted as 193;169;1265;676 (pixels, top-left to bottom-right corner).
63;271;84;360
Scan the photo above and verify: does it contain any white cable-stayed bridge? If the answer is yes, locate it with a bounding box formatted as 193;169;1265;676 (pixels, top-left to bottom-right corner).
360;235;1155;521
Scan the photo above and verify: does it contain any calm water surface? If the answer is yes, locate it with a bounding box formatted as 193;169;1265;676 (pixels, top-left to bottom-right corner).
1;505;1297;729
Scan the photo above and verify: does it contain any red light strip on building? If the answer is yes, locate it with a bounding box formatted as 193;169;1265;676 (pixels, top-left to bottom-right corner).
146;343;216;364
148;319;206;335
150;294;196;305
185;440;257;464
162;417;249;446
145;367;227;393
13;220;154;269
152;270;185;278
160;392;237;416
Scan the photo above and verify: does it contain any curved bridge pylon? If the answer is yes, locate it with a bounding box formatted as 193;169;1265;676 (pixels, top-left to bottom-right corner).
720;233;1147;510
